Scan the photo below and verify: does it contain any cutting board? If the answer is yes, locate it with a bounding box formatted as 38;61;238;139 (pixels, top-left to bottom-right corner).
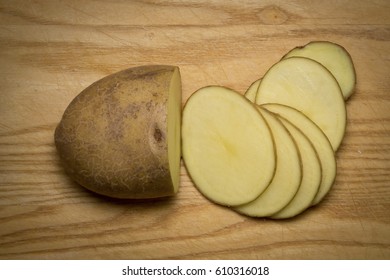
0;0;389;259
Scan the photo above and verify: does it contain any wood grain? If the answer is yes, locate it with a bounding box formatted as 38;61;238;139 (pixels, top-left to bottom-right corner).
0;0;389;259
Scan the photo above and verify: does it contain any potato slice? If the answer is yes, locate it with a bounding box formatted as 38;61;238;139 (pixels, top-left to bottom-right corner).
283;41;356;100
244;79;261;102
235;107;302;217
256;57;346;151
182;86;275;206
271;117;322;219
262;103;336;205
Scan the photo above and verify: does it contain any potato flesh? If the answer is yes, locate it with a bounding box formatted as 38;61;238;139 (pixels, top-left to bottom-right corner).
244;79;261;102
182;86;275;206
271;118;322;219
168;67;182;193
235;107;302;217
263;103;336;205
256;57;346;151
283;41;356;100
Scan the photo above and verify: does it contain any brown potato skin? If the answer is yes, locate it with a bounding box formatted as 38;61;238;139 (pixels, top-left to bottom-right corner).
55;65;179;199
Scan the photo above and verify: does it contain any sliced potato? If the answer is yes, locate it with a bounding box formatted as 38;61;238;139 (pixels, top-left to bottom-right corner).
244;79;262;102
256;57;346;151
235;107;302;217
182;86;276;206
283;41;356;99
271;117;322;219
262;103;336;205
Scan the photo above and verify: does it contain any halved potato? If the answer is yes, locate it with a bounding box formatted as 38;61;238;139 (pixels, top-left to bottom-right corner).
182;86;276;206
256;57;346;151
55;65;182;199
244;79;262;102
235;107;302;217
283;41;356;99
271;117;322;219
262;103;336;205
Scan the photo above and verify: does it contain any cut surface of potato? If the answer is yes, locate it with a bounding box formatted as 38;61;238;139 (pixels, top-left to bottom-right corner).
271;117;322;219
168;68;183;194
262;103;336;205
283;41;356;100
235;107;302;217
55;65;182;199
182;86;276;206
244;79;261;102
256;57;346;151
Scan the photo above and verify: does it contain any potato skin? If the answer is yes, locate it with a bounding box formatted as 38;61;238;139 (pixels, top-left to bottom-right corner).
55;65;179;199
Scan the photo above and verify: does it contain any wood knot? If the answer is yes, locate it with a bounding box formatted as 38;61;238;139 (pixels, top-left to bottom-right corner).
258;5;289;25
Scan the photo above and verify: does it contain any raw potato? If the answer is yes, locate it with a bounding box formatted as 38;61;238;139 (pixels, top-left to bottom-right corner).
283;41;356;100
235;107;302;217
256;57;346;151
244;79;261;102
272;117;322;219
182;86;276;206
182;41;355;219
262;103;337;205
55;65;182;199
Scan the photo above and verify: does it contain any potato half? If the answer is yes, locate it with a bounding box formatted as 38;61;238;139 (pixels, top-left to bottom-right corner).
55;65;182;199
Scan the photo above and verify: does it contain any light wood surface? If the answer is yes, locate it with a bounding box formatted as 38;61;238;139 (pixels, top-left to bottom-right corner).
0;0;389;260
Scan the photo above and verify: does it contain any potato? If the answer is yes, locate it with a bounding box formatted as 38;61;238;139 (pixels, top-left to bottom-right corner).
271;116;322;219
55;65;182;199
182;86;275;206
244;78;261;102
181;41;354;219
283;41;356;100
262;103;337;206
235;107;302;217
256;57;346;151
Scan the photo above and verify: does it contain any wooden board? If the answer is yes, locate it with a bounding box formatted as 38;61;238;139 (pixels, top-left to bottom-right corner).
0;0;389;259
